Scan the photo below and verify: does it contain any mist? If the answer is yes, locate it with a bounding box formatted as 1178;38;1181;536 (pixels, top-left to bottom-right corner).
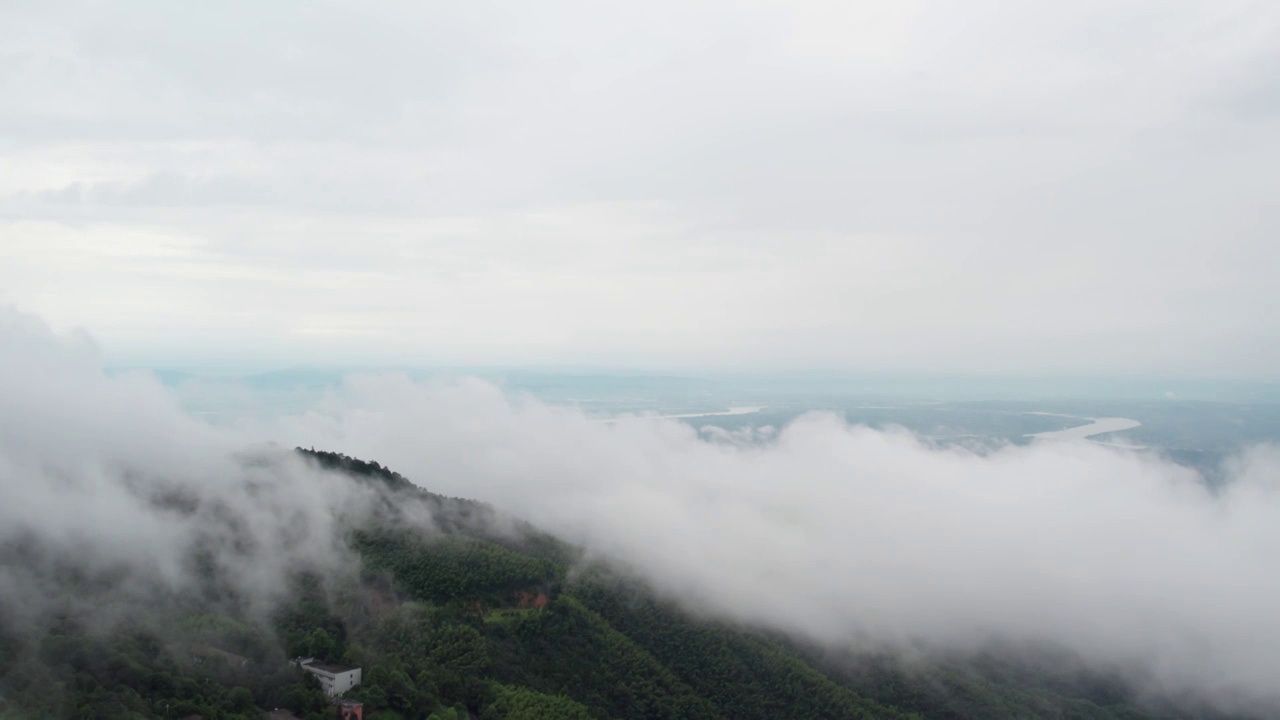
0;309;405;630
266;376;1280;707
3;309;1279;712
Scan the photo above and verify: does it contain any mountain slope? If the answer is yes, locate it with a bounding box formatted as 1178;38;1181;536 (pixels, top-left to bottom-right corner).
0;449;1229;719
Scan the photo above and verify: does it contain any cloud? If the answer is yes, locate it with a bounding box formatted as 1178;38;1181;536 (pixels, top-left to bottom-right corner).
19;172;277;208
0;309;400;628
263;376;1280;711
3;308;1280;711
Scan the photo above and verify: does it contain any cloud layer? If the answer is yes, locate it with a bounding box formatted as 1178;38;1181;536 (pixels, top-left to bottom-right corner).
3;310;1278;712
0;310;389;627
268;375;1280;708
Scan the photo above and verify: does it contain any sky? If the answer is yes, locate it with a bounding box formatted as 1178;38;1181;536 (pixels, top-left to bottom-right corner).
2;1;1279;376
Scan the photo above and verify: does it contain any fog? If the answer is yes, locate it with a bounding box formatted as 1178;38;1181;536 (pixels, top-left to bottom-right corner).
0;310;397;627
270;376;1280;708
3;310;1279;711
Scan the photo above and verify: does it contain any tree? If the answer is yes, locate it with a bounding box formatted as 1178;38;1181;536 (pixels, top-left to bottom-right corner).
303;628;336;660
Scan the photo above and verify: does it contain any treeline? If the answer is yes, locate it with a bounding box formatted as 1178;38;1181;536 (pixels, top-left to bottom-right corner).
300;450;415;494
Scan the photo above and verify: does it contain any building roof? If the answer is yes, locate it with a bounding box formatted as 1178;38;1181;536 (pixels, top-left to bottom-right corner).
303;660;360;675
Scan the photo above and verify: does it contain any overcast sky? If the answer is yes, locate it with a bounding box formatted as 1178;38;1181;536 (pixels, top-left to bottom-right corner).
2;1;1278;376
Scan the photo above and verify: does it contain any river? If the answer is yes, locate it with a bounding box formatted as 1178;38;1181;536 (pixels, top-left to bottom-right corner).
646;406;766;420
1026;415;1142;441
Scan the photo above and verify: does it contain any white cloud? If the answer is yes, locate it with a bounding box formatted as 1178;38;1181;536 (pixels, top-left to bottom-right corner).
261;371;1280;711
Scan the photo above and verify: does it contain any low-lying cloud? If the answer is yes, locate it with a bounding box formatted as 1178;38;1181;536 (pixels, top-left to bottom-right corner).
269;376;1280;706
3;309;1279;712
0;309;392;627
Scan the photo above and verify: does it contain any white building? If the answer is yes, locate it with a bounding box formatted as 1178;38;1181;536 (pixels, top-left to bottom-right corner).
295;657;362;697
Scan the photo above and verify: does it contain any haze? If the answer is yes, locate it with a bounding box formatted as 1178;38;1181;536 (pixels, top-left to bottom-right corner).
4;1;1280;376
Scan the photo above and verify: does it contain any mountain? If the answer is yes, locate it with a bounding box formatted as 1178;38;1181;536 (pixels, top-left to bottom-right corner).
0;451;1241;720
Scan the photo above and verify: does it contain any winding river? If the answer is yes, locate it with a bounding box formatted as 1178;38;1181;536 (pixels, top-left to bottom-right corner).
1026;415;1142;441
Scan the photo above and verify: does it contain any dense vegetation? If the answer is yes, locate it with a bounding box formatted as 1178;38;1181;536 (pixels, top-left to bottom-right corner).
0;450;1238;720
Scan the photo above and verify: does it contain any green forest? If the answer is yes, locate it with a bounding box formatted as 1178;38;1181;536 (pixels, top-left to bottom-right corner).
0;451;1240;720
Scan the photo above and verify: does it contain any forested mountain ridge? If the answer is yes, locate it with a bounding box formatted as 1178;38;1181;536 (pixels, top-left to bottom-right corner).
0;450;1233;720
